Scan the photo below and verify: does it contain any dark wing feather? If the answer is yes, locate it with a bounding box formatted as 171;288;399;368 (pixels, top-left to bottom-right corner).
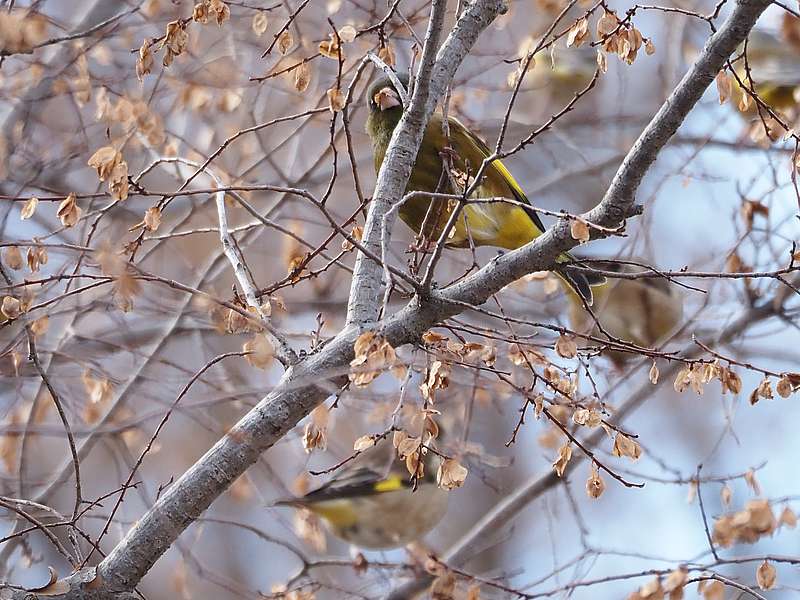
300;467;410;502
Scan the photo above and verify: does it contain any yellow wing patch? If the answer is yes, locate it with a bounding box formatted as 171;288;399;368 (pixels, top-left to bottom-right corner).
373;475;404;493
308;499;358;527
491;158;526;201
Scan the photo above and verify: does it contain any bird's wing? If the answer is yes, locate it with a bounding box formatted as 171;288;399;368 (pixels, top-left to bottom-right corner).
300;467;409;503
447;116;548;234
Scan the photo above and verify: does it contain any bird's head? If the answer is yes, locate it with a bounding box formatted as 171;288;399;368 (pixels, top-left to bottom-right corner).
366;73;408;115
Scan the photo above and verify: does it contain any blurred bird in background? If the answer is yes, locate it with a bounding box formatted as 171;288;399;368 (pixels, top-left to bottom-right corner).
566;260;683;365
735;31;799;110
274;436;448;550
730;18;800;118
530;44;597;105
365;73;603;303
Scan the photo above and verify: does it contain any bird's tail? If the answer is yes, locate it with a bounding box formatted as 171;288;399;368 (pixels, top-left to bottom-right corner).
554;255;605;305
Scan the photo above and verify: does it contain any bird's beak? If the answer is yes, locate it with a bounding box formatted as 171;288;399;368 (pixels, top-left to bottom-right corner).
373;87;401;111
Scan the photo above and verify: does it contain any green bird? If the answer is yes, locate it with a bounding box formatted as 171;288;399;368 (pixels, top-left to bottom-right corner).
365;73;602;303
567;260;683;365
274;439;448;549
732;29;800;112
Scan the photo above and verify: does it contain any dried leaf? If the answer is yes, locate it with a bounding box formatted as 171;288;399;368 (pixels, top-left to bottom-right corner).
302;405;328;453
277;30;293;55
569;219;590;242
218;90;242;112
745;469;761;495
720;484;732;507
26;247;40;272
113;266;140;312
353;435;376;452
192;2;209;23
338;25;356;43
243;334;274;370
293;62;311;92
160;20;188;65
430;570;455;600
778;506;797;528
716;71;731;104
552;442;572;477
700;580;724;600
252;12;268;35
349;331;399;387
327;86;345;112
319;35;343;60
713;499;775;547
20;197;38;219
776;375;794;398
649;361;659;384
572;408;601;427
596;10;618;37
756;560;776;590
721;368;742;395
437;458;468;490
30;316;49;337
208;0;230;26
3;246;22;270
57;193;81;228
596;48;608;73
566;17;589;48
586;464;605;498
378;43;395;67
555;334;578;359
612;432;642;461
1;296;21;319
293;507;326;552
419;360;450;402
143;206;161;231
738;89;751;112
687;481;697;504
663;567;687;594
87;146;121;181
136;39;153;81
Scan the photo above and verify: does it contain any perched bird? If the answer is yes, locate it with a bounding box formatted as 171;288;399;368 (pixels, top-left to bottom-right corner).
275;440;448;550
566;260;683;365
530;44;597;105
365;73;603;303
732;28;800;112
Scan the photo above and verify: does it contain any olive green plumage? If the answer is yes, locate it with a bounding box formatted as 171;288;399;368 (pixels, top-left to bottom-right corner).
567;260;683;365
364;73;601;303
733;29;800;112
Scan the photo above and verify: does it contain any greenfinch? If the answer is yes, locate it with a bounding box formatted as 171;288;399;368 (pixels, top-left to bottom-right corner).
530;45;596;105
365;74;603;303
732;28;800;112
275;440;448;549
566;260;683;365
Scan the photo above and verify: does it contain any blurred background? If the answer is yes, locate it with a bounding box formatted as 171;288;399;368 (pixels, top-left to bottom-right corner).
1;0;799;597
